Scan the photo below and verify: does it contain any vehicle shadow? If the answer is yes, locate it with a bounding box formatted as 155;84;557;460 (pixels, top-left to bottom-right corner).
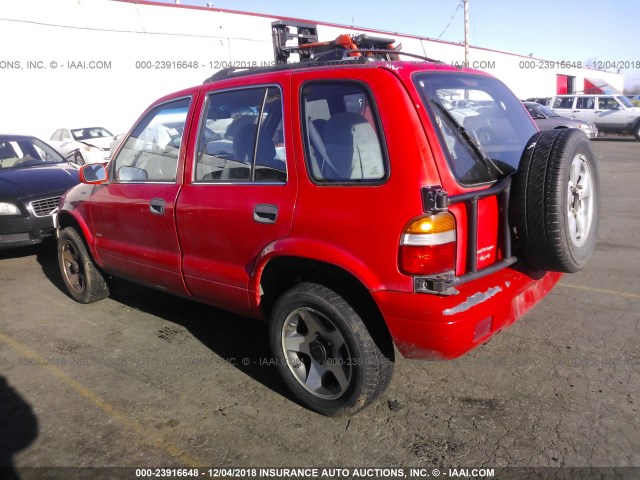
592;136;636;142
0;243;49;261
34;243;68;295
108;279;298;405
33;245;297;406
0;375;39;480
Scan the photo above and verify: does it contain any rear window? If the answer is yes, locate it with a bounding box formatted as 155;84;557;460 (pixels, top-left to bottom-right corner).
414;72;536;185
301;81;387;184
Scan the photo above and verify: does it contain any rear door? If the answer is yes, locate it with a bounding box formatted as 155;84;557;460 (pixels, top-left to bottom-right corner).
573;96;596;124
176;77;296;314
89;96;194;295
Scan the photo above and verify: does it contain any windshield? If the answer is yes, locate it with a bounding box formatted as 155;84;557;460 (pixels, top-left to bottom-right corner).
0;137;66;169
536;104;559;117
71;127;113;141
616;96;634;108
414;72;536;185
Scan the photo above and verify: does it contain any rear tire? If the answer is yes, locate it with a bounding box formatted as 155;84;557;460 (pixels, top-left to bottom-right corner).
269;282;393;416
513;129;599;272
58;227;110;303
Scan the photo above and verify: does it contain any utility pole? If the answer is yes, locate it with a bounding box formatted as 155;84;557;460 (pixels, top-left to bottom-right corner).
464;0;469;68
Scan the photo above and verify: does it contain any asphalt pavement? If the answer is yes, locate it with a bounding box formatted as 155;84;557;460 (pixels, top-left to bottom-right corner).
0;138;638;478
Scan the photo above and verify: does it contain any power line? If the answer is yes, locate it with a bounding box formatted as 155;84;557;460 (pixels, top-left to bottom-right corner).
436;1;463;40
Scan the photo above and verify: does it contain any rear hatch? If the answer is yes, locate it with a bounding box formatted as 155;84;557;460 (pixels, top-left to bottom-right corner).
409;71;538;293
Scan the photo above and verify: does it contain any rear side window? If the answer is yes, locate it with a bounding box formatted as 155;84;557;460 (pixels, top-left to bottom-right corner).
552;97;575;109
576;97;595;109
301;82;387;184
194;86;286;183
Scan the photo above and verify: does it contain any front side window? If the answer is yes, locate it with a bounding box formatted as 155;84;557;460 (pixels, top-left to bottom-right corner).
415;72;536;185
598;97;622;110
194;86;286;183
301;82;387;184
113;97;190;183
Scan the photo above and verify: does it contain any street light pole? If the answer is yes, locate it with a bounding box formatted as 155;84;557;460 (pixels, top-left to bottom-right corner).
464;0;469;68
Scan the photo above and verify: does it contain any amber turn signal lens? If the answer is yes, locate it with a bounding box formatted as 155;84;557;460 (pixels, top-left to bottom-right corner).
399;212;456;276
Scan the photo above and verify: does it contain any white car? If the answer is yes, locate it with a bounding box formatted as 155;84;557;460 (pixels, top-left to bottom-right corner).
548;94;640;140
49;127;113;164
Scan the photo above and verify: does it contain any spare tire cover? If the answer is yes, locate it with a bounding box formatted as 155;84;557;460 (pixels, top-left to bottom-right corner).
513;128;599;273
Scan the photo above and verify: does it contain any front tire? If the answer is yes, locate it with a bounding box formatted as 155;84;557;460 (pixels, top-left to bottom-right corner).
58;227;110;303
633;121;640;141
269;282;393;416
73;151;85;166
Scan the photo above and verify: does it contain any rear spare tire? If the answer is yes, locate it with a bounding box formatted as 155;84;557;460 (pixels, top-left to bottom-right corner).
513;128;599;273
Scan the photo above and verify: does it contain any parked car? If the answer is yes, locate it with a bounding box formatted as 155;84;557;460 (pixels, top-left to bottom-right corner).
0;135;79;249
523;102;598;138
449;99;484;111
549;94;640;140
55;24;599;416
442;98;479;124
109;133;125;158
49;127;114;164
525;97;551;106
462;103;516;145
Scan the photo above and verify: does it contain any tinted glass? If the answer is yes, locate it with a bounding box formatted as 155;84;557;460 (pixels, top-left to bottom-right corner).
113;97;190;183
301;82;386;183
195;87;286;183
415;72;536;185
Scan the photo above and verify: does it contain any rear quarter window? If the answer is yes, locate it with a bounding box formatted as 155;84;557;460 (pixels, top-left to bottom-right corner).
300;81;388;184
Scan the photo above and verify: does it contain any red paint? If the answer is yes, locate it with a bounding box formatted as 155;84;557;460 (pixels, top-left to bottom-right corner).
58;60;562;360
557;74;569;95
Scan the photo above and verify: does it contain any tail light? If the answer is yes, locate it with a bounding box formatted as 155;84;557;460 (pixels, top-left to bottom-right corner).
399;212;456;276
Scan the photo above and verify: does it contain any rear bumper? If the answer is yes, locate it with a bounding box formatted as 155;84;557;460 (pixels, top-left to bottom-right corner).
373;265;562;359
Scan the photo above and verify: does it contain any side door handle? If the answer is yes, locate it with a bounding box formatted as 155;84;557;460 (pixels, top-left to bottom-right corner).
253;204;278;224
150;198;165;215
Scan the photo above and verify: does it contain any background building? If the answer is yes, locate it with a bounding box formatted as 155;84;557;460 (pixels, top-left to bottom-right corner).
0;0;623;138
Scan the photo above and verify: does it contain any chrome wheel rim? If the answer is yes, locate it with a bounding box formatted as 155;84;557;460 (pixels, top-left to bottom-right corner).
567;154;594;248
281;307;352;400
61;240;85;294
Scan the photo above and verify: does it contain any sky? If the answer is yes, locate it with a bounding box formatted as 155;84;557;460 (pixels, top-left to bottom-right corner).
154;0;640;90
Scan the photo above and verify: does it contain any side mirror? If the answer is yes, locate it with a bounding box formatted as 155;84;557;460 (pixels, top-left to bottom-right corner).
80;163;107;184
117;165;148;181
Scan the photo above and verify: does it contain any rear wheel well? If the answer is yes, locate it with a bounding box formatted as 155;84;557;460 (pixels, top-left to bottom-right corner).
259;257;395;360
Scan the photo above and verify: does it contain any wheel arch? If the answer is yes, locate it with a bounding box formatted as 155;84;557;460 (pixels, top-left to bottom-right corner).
632;117;640;140
254;254;395;361
57;211;102;267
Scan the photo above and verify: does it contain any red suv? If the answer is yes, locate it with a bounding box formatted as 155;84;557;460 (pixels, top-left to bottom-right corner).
55;31;599;416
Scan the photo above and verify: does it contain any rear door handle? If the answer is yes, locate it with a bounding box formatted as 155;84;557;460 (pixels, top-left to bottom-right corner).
253;204;278;224
150;198;165;215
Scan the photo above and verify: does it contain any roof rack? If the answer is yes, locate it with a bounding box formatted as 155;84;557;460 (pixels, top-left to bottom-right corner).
203;20;443;84
272;20;402;64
